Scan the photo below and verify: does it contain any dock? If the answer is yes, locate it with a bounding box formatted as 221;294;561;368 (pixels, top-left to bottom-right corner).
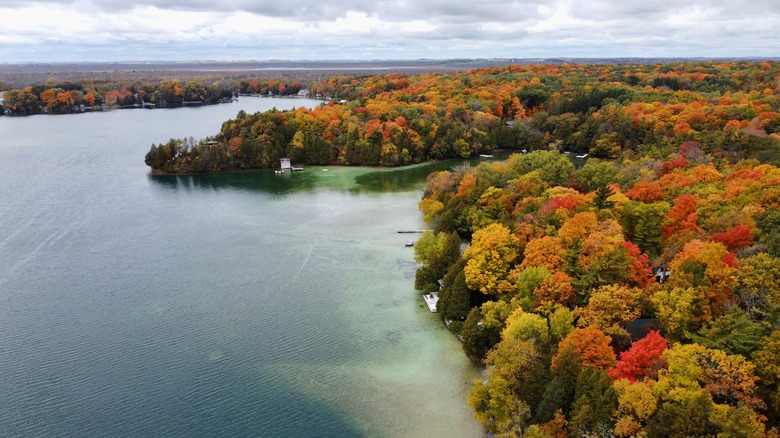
397;230;432;234
423;292;439;313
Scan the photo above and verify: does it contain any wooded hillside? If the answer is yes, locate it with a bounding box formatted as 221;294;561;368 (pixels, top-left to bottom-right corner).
415;149;780;436
144;61;780;173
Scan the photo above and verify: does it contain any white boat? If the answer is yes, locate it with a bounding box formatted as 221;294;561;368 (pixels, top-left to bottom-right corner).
423;293;439;312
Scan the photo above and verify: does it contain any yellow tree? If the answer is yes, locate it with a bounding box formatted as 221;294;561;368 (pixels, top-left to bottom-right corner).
464;223;520;295
652;286;706;341
469;337;541;434
650;343;766;436
575;284;642;340
558;211;598;247
613;379;658;437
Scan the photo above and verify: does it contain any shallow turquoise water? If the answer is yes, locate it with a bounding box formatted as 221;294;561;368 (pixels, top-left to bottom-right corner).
0;99;481;437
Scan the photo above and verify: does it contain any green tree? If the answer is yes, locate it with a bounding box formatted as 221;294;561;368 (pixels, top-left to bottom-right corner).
757;208;780;257
505;151;575;187
752;331;780;426
514;266;551;310
620;200;670;256
569;368;618;436
414;231;461;291
652;286;705;341
437;258;472;321
575;158;620;192
645;393;716;438
502;308;550;346
461;306;502;363
544;343;582;418
691;308;769;356
591;132;622;158
534;379;567;424
593;184;616;210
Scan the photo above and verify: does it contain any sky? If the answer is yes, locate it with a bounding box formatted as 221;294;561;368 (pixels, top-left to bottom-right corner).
0;0;778;63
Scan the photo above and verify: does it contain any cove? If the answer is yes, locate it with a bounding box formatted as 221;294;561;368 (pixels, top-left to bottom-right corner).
0;97;481;437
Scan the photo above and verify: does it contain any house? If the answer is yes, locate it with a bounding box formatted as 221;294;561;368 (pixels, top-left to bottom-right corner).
280;158;291;171
654;267;671;284
297;89;310;97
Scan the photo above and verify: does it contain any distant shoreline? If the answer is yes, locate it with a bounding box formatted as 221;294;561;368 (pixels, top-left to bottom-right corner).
0;98;237;117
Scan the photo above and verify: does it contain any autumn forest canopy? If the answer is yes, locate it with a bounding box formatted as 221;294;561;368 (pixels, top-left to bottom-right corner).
136;61;780;173
416;146;780;436
407;62;780;437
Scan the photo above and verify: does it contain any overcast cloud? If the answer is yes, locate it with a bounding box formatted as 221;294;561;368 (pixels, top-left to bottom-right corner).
0;0;777;62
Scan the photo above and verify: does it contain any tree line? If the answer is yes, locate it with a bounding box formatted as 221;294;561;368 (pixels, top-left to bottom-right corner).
144;61;780;173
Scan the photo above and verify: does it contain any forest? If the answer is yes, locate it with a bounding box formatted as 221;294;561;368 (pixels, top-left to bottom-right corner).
380;61;780;436
141;61;780;173
0;75;323;115
413;147;780;435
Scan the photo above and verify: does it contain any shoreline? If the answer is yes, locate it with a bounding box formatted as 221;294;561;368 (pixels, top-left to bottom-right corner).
2;98;238;118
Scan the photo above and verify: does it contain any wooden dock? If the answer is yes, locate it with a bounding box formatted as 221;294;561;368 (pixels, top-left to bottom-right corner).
397;230;431;234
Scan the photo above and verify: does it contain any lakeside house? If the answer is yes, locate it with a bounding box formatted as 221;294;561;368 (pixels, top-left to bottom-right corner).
654;267;671;284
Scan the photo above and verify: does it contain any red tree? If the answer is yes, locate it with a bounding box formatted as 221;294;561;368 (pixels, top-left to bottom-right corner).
609;330;668;381
625;181;663;203
621;241;654;288
712;224;754;252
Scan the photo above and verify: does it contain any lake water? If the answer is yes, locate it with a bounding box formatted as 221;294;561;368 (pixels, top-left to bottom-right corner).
0;98;482;437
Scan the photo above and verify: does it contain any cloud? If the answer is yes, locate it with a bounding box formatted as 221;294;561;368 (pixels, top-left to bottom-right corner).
0;0;778;62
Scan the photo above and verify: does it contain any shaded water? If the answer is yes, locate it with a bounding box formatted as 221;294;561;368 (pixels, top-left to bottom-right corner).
0;98;481;437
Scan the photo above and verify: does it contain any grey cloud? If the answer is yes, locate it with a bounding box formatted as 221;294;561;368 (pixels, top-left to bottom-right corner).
570;0;780;21
2;0;779;62
9;0;546;23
